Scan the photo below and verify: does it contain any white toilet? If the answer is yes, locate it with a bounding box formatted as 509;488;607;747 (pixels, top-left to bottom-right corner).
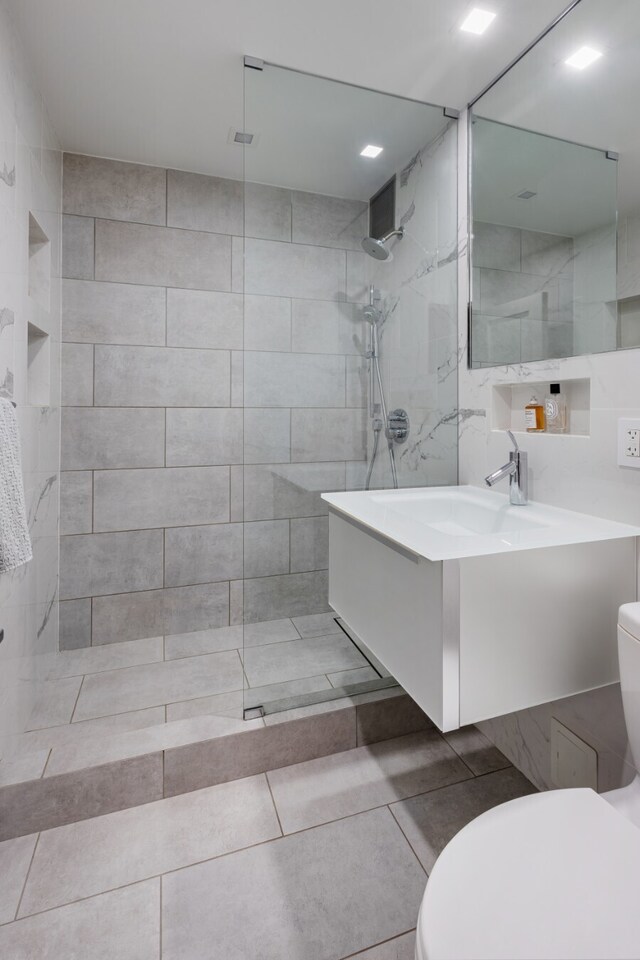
415;602;640;960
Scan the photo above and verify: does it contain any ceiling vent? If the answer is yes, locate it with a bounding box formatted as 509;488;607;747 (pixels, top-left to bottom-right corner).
516;190;537;200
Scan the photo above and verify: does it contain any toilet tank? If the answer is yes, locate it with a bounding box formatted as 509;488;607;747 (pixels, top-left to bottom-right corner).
618;603;640;771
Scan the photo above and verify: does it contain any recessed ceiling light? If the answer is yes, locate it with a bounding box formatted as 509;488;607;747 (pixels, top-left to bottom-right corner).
460;8;496;34
565;46;602;70
360;144;383;158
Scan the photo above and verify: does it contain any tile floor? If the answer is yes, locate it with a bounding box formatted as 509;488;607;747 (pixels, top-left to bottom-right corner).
0;725;536;958
1;615;384;786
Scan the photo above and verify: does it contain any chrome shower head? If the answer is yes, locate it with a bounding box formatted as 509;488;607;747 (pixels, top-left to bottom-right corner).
361;226;405;261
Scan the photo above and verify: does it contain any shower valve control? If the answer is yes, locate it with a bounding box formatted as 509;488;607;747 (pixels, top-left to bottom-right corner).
387;408;410;443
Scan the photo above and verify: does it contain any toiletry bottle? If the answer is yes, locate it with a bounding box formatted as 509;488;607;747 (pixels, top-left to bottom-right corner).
525;395;545;433
545;383;567;434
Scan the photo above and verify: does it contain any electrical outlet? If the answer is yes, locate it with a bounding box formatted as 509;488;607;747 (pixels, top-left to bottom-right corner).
618;419;640;467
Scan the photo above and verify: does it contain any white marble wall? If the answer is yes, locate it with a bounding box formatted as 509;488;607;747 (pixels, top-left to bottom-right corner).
458;110;640;791
0;0;62;756
363;121;459;489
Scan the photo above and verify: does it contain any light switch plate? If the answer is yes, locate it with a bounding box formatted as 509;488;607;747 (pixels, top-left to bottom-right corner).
551;718;598;790
618;418;640;467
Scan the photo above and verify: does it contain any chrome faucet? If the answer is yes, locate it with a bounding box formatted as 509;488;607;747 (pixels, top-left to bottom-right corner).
484;431;528;505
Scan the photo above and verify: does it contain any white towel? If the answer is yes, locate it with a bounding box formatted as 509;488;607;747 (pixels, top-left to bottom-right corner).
0;397;32;572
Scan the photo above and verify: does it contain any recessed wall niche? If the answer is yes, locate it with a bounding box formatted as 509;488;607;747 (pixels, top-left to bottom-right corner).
492;378;591;437
28;212;51;311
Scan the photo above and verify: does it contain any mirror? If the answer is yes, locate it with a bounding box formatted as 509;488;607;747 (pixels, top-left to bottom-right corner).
469;0;640;368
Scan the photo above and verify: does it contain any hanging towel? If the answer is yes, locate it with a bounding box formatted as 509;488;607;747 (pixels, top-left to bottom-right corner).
0;397;32;572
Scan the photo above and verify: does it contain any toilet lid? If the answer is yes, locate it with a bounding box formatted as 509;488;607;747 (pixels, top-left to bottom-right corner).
419;788;640;960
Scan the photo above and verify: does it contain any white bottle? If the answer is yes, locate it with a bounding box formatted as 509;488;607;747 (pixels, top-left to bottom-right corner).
544;383;567;434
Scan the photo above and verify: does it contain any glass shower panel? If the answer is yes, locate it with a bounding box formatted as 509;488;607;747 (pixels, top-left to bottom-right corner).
241;63;458;718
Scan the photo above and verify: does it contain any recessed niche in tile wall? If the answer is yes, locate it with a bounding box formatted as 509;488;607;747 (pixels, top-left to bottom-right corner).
27;322;50;406
492;378;590;437
28;212;51;311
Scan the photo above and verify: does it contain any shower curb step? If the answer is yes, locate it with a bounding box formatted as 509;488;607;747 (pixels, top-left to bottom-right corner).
0;689;432;841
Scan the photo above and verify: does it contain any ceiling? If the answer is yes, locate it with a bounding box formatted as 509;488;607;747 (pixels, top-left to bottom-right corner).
9;0;570;190
475;0;640;218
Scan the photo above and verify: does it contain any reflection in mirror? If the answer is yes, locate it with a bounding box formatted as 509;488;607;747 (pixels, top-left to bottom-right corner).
469;0;640;368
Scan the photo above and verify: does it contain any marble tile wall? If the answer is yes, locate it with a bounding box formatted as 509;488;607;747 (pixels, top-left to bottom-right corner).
457;110;640;791
60;155;370;645
365;122;459;488
0;0;62;755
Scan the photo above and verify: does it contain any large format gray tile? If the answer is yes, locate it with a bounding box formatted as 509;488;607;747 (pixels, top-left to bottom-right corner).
0;834;38;923
63;278;166;345
48;636;164;679
73;650;242;720
245;238;346;300
244;408;291;464
0;880;160;959
26;677;82;730
0;754;163;842
0;753;49;787
95;219;231;290
59;599;91;650
60;530;164;599
164;625;243;660
442;725;511;776
244;520;290;578
164;523;243;586
244;294;291;351
165;688;246;722
165;408;243;466
243;618;300;646
62;214;93;280
243;632;365;686
59;471;92;535
167;169;243;234
472;221;521;272
15;707;165;756
291;191;368;250
20;776;279;916
243;462;345;521
244;350;345;408
94;344;230;407
292;611;339;637
166;288;243;349
61;343;93;406
45;713;263;777
162;807;425;960
243;570;330;623
91;582;230;645
328;666;379;688
268;730;471;834
93;466;230;531
61;407;165;470
64;153;166;224
521;229;573;277
291;408;367;461
390;766;537;873
349;932;416;959
163;707;355;796
291;298;364;354
356;693;432;746
245;182;292;242
290;516;328;572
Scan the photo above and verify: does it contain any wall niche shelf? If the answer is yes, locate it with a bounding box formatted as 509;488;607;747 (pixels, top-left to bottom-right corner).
492;377;590;437
28;213;51;311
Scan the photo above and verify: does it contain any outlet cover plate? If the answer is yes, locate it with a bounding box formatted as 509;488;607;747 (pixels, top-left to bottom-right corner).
551;718;598;790
618;418;640;467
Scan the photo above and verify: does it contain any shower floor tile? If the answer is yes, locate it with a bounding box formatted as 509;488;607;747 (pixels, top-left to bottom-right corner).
242;633;369;687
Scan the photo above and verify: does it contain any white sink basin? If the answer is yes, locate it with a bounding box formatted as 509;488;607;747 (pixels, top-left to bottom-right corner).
322;485;640;561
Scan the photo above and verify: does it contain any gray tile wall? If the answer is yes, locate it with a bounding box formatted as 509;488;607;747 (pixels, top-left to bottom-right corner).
60;154;368;646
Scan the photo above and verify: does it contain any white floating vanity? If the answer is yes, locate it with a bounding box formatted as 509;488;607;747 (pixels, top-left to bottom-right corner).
322;486;640;732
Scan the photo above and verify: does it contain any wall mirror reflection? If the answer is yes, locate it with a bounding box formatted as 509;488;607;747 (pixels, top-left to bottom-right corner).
469;0;640;368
